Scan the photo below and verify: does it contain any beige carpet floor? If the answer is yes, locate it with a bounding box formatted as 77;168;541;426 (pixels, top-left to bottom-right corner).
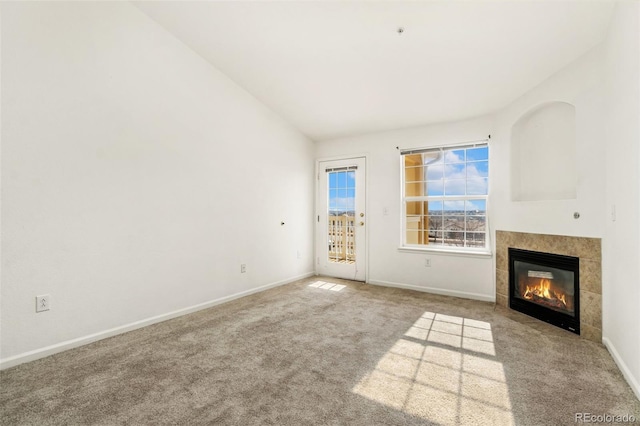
1;276;639;425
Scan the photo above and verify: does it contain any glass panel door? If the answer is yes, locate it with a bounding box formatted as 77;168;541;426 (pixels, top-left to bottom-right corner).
328;169;356;264
317;158;366;281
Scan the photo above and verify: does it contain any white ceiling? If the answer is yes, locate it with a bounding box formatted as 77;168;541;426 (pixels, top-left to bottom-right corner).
134;1;614;141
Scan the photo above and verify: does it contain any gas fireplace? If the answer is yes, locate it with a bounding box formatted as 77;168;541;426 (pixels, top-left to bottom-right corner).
509;248;580;334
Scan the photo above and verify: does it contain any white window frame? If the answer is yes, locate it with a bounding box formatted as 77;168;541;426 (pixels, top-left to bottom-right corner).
399;140;491;256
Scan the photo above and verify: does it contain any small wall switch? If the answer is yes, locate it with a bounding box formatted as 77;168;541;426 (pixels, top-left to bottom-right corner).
297;250;301;259
36;295;51;312
383;207;389;216
425;258;432;267
240;264;247;273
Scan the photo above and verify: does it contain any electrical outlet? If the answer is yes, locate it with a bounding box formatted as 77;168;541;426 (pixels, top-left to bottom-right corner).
36;295;51;312
241;264;247;273
424;258;432;267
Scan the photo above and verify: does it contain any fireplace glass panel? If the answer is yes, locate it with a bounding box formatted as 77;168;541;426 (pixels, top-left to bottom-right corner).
509;248;580;334
513;260;575;317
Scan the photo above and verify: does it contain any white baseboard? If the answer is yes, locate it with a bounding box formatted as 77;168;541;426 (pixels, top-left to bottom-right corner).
368;279;495;303
0;272;315;371
603;337;640;401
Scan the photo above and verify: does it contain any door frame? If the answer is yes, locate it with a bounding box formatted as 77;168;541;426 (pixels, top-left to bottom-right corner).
315;154;369;283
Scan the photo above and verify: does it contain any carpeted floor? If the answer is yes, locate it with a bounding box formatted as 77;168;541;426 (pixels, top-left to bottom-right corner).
1;276;639;425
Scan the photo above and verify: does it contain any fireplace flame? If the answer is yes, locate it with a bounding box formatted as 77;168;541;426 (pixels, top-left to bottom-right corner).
523;279;567;307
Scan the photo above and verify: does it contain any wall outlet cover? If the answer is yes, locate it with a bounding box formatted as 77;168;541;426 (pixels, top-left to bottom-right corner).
36;295;51;312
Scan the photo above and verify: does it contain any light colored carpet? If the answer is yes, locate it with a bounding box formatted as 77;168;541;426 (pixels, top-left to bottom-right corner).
1;277;639;425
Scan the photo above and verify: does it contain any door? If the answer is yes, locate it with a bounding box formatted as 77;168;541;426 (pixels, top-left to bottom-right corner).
317;157;366;281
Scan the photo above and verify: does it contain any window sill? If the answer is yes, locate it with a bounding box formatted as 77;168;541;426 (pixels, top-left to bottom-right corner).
397;246;493;258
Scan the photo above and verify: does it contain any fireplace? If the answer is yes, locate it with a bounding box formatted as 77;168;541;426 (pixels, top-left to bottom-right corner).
509;248;580;334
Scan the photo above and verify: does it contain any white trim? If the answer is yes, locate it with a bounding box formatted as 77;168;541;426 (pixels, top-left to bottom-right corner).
602;337;640;401
398;138;489;155
364;154;370;283
0;272;315;371
404;195;489;202
399;142;490;251
398;246;492;257
368;279;495;302
399;153;405;250
315;154;370;283
316;153;370;163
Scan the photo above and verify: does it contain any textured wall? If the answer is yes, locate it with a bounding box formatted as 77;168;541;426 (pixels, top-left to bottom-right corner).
1;2;315;364
316;116;495;301
602;1;640;399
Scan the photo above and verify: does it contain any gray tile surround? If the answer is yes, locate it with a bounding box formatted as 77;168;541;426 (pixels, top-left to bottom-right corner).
495;230;602;342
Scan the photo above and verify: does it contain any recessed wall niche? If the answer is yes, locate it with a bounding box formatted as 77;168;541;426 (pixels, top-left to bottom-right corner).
511;102;577;201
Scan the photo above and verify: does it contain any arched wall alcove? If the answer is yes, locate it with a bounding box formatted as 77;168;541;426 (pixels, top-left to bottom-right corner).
511;101;577;201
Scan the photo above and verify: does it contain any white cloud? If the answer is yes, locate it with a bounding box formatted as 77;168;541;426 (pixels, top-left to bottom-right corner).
329;197;355;211
425;162;488;196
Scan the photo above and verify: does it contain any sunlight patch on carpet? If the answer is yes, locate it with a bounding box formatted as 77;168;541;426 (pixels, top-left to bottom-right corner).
352;312;514;425
308;281;346;292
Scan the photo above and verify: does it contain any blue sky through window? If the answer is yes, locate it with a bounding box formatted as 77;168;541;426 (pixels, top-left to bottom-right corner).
403;144;488;249
329;171;356;214
425;146;489;199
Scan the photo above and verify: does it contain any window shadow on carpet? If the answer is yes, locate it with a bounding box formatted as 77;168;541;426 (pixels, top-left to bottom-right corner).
351;311;515;425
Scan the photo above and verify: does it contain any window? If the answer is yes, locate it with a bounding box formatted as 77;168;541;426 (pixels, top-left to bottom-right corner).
401;142;489;252
328;168;356;264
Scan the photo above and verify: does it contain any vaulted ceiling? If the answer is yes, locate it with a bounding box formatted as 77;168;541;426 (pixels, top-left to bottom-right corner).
134;1;614;141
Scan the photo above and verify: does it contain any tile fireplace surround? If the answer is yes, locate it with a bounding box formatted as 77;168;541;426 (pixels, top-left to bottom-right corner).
495;230;602;342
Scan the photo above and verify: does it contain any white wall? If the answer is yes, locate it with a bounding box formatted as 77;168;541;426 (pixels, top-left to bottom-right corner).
315;46;607;302
491;46;606;239
510;102;577;202
318;11;640;397
602;2;640;399
493;12;640;398
317;21;639;398
0;2;315;366
316;117;496;301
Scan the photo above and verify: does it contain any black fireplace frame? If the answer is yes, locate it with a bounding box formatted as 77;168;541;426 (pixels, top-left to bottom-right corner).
508;248;580;335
